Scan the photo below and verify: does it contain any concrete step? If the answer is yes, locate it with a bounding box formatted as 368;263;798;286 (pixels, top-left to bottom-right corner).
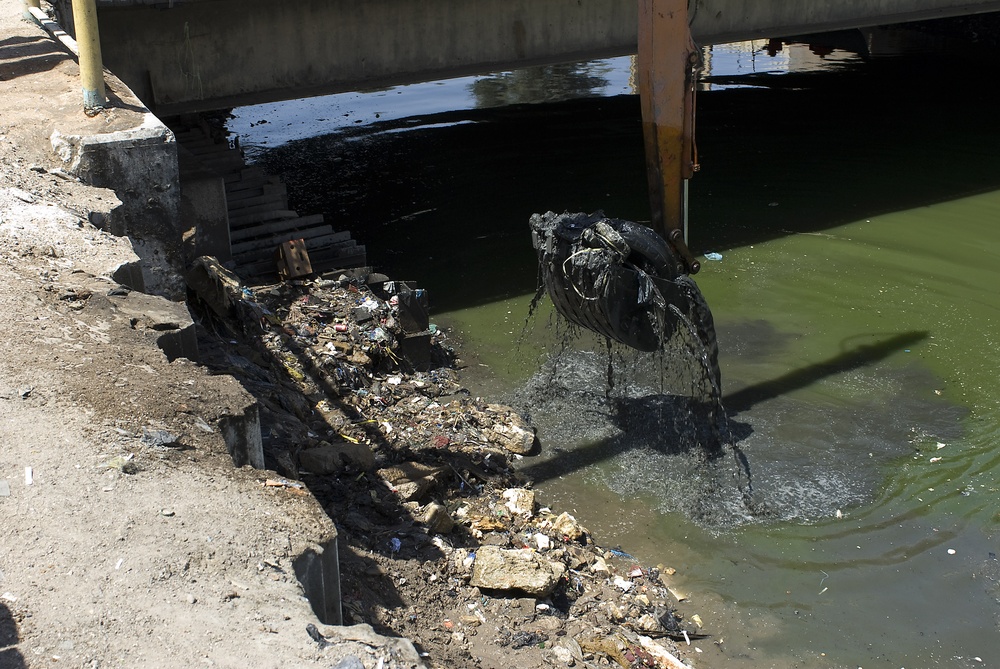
200;153;246;175
227;189;288;211
237;243;367;279
226;180;285;203
227;199;297;220
231;226;347;256
233;234;358;264
224;166;266;185
230;214;327;242
229;209;299;228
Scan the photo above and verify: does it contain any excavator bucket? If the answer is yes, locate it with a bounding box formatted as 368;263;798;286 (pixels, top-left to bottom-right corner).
530;211;695;346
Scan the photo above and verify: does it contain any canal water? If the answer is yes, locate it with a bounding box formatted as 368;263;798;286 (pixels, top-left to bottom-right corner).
231;34;1000;669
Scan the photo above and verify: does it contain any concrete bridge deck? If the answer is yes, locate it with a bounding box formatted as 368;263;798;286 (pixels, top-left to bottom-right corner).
50;0;1000;115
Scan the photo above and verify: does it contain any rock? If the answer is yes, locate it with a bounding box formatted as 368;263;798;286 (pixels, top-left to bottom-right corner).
378;462;447;501
551;512;587;542
527;615;564;632
591;556;609;574
378;461;446;485
502;488;535;517
631;612;667;635
552;645;576;665
331;658;365;669
392;478;432;502
489;421;536;455
470;546;566;597
298;442;375;474
422;502;455;534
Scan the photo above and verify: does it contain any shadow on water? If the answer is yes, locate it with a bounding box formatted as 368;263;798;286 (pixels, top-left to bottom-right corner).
723;330;929;414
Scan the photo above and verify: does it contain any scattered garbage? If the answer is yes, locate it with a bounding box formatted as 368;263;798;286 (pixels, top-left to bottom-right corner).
104;453;137;474
263;477;305;490
183;255;704;668
704;252;723;261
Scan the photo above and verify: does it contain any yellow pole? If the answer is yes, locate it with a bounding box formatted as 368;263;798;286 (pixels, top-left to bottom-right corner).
71;0;107;111
22;0;41;21
637;0;700;272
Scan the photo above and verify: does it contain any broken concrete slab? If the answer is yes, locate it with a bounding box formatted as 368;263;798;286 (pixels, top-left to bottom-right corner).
51;117;184;299
217;401;265;469
299;442;376;474
470;545;567;597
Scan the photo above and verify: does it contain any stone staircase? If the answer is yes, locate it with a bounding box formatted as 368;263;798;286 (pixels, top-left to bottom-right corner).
173;126;366;280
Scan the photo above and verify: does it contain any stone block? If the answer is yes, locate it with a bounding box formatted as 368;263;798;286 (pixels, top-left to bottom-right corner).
398;331;431;371
470;546;566;597
218;402;265;469
299;442;376;474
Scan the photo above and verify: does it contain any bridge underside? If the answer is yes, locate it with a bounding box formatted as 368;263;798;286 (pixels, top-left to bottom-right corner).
61;0;1000;115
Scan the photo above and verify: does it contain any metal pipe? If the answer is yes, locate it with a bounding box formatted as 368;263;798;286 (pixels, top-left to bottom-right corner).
71;0;107;111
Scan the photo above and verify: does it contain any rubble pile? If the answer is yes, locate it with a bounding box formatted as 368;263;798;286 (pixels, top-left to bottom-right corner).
187;257;705;669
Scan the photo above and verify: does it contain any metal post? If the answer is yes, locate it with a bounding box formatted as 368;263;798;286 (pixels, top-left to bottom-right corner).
22;0;41;21
71;0;107;111
637;0;700;272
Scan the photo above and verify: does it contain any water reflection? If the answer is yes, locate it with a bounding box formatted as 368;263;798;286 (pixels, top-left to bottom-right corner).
469;61;619;107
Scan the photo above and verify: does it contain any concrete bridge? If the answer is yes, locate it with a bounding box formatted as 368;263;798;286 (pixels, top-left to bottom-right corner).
54;0;1000;116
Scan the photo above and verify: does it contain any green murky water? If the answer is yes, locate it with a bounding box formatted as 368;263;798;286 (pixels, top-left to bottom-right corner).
235;33;1000;668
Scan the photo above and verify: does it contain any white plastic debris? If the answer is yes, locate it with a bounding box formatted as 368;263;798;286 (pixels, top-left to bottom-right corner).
534;533;551;551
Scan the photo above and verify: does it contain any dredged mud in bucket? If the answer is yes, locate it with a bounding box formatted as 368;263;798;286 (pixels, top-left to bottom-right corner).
529;211;725;444
522;211;761;523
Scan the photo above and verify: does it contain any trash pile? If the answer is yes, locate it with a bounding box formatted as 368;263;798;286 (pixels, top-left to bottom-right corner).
187;256;705;669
